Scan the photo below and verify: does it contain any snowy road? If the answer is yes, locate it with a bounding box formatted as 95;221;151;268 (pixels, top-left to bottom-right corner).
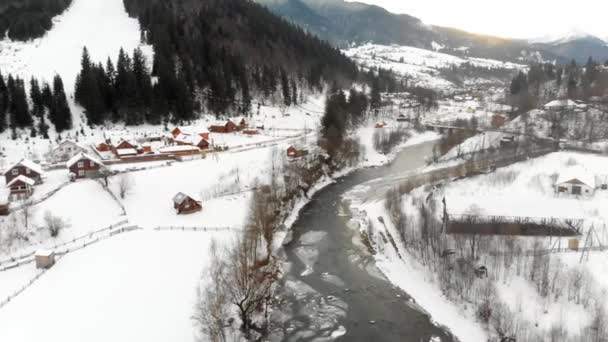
270;141;455;342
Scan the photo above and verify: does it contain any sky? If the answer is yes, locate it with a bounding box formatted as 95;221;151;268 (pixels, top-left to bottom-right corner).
346;0;608;40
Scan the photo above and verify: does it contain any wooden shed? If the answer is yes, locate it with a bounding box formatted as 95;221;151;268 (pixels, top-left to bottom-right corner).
35;250;55;269
287;146;309;158
173;192;202;215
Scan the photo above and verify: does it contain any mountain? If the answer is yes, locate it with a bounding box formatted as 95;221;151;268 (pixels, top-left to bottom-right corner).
256;0;606;64
530;34;608;64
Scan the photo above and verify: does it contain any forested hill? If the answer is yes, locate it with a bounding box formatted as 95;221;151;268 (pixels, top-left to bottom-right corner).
121;0;358;114
0;0;72;40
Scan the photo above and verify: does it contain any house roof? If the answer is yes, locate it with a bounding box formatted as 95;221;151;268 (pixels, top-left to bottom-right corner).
66;153;105;168
158;145;200;153
35;249;54;257
3;159;44;176
55;140;86;151
556;166;596;188
545;99;577;110
173;192;199;205
7;175;36;187
115;148;139;156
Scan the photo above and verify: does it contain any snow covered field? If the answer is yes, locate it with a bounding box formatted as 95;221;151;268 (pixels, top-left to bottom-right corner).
344;44;525;90
0;230;235;342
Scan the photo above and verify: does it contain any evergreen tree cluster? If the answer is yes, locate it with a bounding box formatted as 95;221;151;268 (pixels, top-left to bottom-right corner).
321;88;369;153
0;0;72;41
0;69;71;137
74;47;172;126
121;0;359;116
510;57;608;106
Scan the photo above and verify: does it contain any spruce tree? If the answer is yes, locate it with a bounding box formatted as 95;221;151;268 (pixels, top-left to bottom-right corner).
0;70;7;133
30;77;44;117
280;68;291;107
50;75;72;132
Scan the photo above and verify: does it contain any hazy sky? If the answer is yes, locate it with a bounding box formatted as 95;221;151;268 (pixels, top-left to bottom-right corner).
346;0;608;39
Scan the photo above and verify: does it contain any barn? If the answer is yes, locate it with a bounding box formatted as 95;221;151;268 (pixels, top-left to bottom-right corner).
556;167;596;196
6;175;35;200
3;159;44;185
66;153;106;180
173;192;202;214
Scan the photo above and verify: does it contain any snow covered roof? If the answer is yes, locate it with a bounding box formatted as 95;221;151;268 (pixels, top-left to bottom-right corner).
545;99;576;109
556;166;596;188
55;140;87;151
4;159;44;176
173;192;198;205
158;145;200;153
35;249;54;257
115;148;138;156
66;153;105;168
6;175;36;187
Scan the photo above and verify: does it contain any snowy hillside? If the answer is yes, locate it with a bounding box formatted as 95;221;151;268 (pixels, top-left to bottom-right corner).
0;0;152;93
344;44;525;90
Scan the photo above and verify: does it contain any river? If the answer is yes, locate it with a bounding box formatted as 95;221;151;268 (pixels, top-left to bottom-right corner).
270;140;456;342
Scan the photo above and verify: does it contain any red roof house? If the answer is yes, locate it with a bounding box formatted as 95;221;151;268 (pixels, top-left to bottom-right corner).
4;159;44;185
66;153;106;180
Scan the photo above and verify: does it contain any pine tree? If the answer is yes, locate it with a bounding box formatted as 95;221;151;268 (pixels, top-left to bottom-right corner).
0;70;7;133
280;68;291;107
50;75;72;132
30;78;44;117
9;77;33;129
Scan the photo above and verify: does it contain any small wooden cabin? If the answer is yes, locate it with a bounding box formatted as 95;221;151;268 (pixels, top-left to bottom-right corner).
4;159;44;185
173;192;202;214
66;153;105;180
287;146;309;158
35;250;55;269
6;175;35;200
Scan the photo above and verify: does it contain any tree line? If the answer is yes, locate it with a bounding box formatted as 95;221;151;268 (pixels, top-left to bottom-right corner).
0;0;72;41
0;70;71;137
509;57;608;115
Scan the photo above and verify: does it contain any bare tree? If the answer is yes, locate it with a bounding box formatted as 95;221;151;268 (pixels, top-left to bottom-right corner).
117;173;134;199
20;199;35;230
193;240;231;342
43;210;67;238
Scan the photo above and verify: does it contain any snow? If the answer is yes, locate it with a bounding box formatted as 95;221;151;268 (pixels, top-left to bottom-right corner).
344;44;525;90
346;198;488;342
6;175;35;187
0;229;236;342
0;0;152;94
442;152;608;223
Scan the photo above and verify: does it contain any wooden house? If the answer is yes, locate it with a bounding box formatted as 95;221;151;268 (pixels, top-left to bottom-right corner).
232;117;247;130
66;153;105;180
173;192;202;214
6;175;35;200
287;146;309;158
35;250;55;269
556;167;595;196
96;141;113;152
50;140;88;163
172;127;210;140
4;159;44;185
113;139;138;151
209;120;238;134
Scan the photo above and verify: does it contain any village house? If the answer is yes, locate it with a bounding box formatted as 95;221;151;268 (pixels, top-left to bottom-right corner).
232;117;247;130
556;167;596;196
209;120;238;134
6;175;35;200
66;153;106;180
171;127;210;141
173;133;210;150
3;159;44;185
173;192;202;214
544;99;577;111
49;140;88;163
287;145;309;158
